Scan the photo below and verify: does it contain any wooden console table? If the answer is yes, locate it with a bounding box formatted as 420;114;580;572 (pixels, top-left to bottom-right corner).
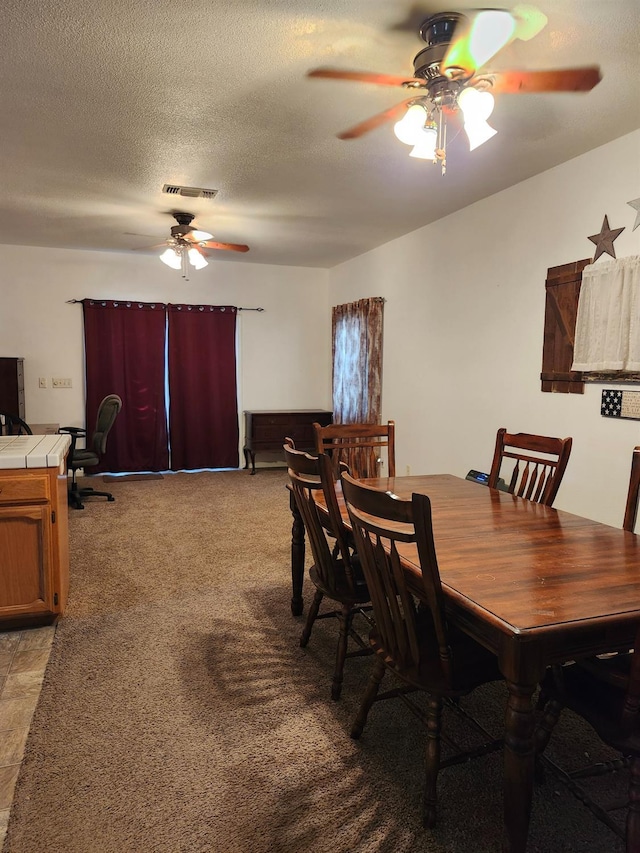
31;423;60;435
243;409;332;474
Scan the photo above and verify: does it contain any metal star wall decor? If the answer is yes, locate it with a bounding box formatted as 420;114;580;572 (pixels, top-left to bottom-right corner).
628;197;640;231
588;215;625;261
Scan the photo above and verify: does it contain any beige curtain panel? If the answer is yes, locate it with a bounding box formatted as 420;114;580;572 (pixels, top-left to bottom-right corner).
331;297;384;477
572;255;640;372
332;296;384;424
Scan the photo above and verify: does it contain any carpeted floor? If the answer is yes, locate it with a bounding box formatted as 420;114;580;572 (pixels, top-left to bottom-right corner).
2;470;626;852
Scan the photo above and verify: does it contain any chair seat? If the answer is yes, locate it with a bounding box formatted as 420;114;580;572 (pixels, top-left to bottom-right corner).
71;450;99;467
543;662;640;753
579;652;632;689
370;611;502;697
308;563;369;606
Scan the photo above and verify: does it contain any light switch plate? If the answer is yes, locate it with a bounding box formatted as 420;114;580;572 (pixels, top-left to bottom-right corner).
52;378;72;389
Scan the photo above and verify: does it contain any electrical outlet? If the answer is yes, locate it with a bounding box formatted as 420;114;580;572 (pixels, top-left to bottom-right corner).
405;465;411;476
52;377;72;389
38;377;47;389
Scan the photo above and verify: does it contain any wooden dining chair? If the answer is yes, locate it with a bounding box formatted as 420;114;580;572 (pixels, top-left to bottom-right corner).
285;445;370;700
535;623;640;851
488;427;572;507
313;420;395;479
532;446;640;845
624;446;640;533
341;472;503;829
0;412;32;436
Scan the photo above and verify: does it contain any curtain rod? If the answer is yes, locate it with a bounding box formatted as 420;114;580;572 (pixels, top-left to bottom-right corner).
65;300;264;311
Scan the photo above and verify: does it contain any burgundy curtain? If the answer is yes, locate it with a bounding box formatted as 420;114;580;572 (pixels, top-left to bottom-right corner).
167;305;239;470
83;300;169;473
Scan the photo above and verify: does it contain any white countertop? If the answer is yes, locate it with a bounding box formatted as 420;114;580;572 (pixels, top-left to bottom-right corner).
0;434;71;469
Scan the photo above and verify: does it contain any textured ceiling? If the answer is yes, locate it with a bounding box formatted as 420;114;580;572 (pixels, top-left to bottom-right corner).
1;0;639;268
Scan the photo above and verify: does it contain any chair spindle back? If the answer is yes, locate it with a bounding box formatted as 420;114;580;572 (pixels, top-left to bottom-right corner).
0;412;32;436
489;428;572;507
285;446;355;594
313;420;396;480
623;446;640;533
341;473;452;682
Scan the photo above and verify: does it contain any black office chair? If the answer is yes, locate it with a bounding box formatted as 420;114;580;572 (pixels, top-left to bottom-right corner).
0;412;32;436
61;394;122;509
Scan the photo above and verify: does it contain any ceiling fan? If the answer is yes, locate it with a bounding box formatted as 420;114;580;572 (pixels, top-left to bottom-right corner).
142;212;250;279
308;6;602;174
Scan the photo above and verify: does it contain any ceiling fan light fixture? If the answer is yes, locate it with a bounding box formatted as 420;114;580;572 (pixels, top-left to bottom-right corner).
393;103;428;145
458;87;497;151
458;87;495;122
159;247;182;270
409;123;438;160
464;119;498;151
188;247;208;270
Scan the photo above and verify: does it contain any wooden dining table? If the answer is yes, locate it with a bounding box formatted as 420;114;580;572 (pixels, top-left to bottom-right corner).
287;473;640;852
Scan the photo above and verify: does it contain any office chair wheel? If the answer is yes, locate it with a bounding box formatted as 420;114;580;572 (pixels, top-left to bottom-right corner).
108;495;115;501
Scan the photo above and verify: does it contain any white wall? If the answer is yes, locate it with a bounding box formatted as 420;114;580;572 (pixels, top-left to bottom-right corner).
0;245;332;444
329;130;640;528
1;131;638;518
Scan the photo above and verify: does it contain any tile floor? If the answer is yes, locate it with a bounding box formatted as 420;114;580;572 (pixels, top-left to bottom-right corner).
0;625;55;848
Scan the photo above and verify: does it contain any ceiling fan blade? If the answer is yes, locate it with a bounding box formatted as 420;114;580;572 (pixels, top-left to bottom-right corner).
389;4;439;33
308;68;427;89
486;66;602;94
442;10;517;79
441;7;548;79
190;228;213;242
200;241;250;253
337;99;416;140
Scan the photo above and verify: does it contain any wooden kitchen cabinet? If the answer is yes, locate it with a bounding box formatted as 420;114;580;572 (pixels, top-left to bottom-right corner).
0;437;70;628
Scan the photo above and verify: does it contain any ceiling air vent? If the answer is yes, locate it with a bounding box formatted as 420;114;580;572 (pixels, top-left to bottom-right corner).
162;184;219;200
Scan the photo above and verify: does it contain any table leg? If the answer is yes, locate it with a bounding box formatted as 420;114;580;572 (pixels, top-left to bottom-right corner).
503;679;537;853
243;447;256;474
289;489;305;616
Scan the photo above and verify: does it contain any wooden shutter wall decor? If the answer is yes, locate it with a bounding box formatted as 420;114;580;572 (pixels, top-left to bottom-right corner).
541;259;591;394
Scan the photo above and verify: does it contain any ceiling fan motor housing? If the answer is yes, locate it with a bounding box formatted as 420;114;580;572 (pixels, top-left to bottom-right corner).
413;13;468;108
170;211;195;238
418;12;462;46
